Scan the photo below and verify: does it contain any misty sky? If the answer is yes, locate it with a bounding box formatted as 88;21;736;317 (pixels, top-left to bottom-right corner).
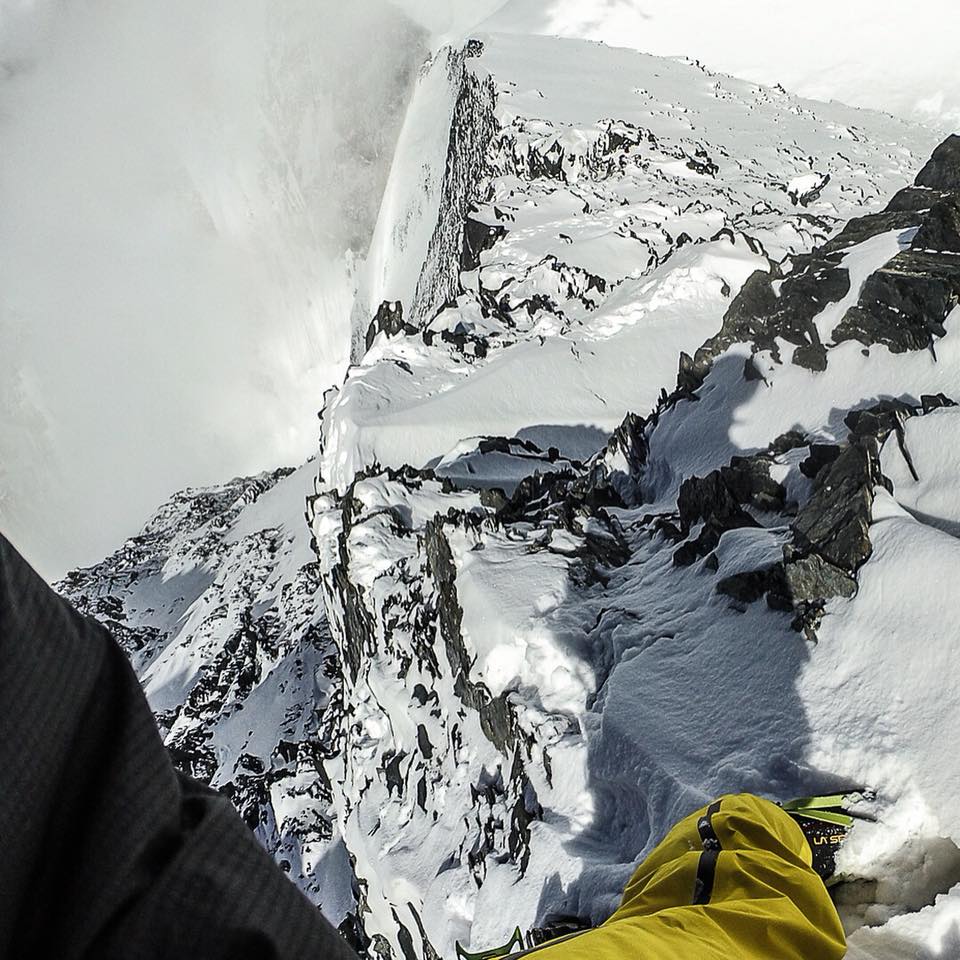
1;0;956;580
0;0;425;578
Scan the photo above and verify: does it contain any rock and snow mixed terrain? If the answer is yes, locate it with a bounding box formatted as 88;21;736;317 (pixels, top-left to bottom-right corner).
58;463;362;944
58;22;960;960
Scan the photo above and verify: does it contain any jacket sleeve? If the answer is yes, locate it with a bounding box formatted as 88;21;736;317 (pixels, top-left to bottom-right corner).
512;793;846;960
0;533;357;960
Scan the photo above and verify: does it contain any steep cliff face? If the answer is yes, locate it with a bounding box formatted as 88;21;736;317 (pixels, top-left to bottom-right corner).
347;42;497;362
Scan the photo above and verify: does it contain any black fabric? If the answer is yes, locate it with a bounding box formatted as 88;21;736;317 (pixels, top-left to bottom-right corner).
692;799;723;905
0;534;358;960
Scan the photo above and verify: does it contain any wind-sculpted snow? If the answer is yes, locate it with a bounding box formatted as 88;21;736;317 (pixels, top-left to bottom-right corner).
312;32;960;959
322;33;937;495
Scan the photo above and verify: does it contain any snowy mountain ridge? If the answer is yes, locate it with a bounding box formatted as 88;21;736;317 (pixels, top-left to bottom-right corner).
58;29;960;960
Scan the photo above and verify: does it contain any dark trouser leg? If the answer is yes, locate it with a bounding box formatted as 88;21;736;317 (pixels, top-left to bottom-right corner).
0;534;356;960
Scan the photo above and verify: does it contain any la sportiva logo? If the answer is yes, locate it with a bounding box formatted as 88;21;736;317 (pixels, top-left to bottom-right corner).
810;833;845;846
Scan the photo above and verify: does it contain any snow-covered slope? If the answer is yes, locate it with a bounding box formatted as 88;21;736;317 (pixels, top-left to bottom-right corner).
313;117;960;958
322;32;935;494
57;463;364;948
61;26;960;960
306;29;960;960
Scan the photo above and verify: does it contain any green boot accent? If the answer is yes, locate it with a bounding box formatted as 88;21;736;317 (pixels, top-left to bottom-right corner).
455;927;524;960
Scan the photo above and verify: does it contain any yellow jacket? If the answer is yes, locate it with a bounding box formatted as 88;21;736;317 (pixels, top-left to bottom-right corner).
514;793;846;959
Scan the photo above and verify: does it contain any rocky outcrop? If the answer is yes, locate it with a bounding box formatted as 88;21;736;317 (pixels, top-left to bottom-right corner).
833;243;960;355
365;301;417;352
309;462;614;957
678;144;960;385
670;455;785;567
914;134;960;191
411;48;498;329
514;136;960;644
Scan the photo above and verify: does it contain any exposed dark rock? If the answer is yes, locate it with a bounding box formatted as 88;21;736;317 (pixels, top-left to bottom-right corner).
768;430;809;456
833;250;960;353
411;683;439;708
911;196;960;253
599;118;646;154
366;300;418;351
384;752;407;798
722;456;786;512
687;147;719;177
789;173;830;207
392;909;419;960
921;392;958;414
672;456;785;566
473;436;573;463
678;471;752;530
462;215;508;272
478;694;516;756
820;209;922;253
672;138;960;392
700;389;958;636
410;46;498;329
330;556;379;683
827;137;960;355
424;519;518;755
791;441;880;573
673;455;786;567
479;487;510;511
792;339;828;372
781;550;857;641
681;248;852;381
417;724;435;760
915;134;960;192
844;397;915;440
717;565;788;604
884;184;953;214
405;908;441;960
508;769;543;877
596;412;650;504
679;268;777;389
783;551;857;604
800;444;842;480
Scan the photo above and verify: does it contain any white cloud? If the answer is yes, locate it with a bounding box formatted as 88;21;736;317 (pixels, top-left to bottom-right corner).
0;0;426;578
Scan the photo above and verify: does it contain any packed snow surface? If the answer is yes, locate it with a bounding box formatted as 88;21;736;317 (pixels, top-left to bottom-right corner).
478;0;960;128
